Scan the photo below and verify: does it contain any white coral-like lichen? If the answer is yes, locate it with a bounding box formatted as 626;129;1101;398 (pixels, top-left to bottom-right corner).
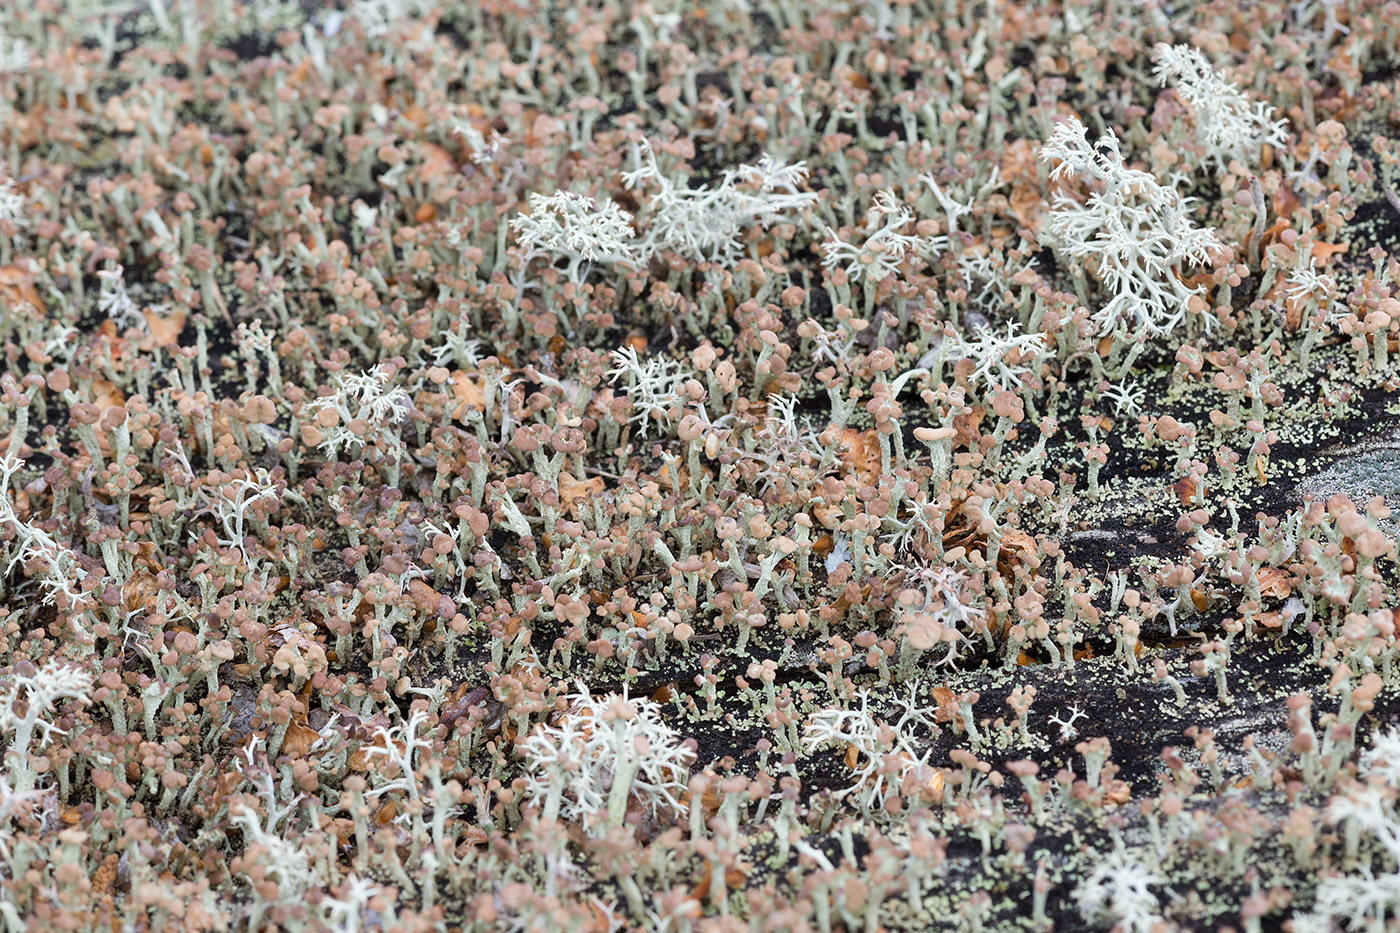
1152;44;1288;171
0;661;93;748
1073;851;1166;933
0;661;94;792
606;346;694;438
1291;727;1400;931
95;265;147;332
510;190;637;283
887;562;985;666
958;319;1051;393
821;189;946;284
520;683;694;831
803;687;940;814
1040;117;1223;338
307;367;412;459
0;455;88;610
0;175;27;227
623;140;816;264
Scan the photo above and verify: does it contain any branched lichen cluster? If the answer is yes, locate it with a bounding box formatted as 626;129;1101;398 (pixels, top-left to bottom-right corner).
0;0;1399;930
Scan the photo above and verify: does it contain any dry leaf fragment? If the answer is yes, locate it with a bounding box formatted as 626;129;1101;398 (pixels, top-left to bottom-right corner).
1001;529;1039;567
406;578;455;617
1257;567;1292;599
0;265;43;313
558;473;605;517
91;378;125;412
835;428;881;486
692;863;713;901
451;371;487;417
1311;240;1348;263
281;720;322;759
92;854;120;897
142;306;186;348
347;734;390;772
931;686;959;723
418;142;456;185
953;407;985;450
1172;476;1200;506
122;571;159;613
1102;779;1132;806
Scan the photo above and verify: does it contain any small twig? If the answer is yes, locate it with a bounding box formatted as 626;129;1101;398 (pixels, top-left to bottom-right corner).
1058;350;1092;383
1385;183;1400;219
1248;175;1266;268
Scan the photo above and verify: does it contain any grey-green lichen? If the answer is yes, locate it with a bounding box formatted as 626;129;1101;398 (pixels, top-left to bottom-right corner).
0;0;1398;931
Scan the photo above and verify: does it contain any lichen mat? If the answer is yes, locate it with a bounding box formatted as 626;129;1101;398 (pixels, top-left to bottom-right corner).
0;2;1398;931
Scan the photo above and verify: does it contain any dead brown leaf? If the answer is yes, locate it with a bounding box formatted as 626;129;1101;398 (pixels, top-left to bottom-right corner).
0;265;43;313
406;578;455;617
1258;567;1292;599
122;572;159;613
1311;240;1348;263
558;473;605;517
931;686;959;723
281;721;321;759
142;307;186;348
451;371;487;417
418;142;456;185
1102;779;1132;806
347;734;390;772
91;378;125;412
835;427;881;486
952;407;984;451
1172;476;1200;507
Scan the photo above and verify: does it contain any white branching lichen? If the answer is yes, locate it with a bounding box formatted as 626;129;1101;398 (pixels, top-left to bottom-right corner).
1152;44;1289;170
520;683;694;831
1040;117;1223;338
